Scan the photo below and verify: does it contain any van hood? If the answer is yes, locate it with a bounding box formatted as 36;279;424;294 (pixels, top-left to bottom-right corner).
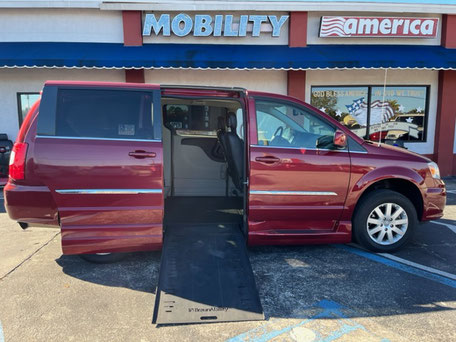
363;141;431;163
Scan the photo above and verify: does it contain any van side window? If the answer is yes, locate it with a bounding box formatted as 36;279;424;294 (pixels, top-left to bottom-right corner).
255;100;337;149
56;89;154;140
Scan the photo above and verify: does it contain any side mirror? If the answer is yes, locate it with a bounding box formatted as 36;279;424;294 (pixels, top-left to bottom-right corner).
333;130;347;148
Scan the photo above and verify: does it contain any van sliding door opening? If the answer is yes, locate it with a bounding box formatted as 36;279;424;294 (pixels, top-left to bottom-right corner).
161;97;245;226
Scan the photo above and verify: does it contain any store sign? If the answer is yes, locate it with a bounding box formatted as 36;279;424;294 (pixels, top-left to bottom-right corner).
319;16;439;38
143;13;289;37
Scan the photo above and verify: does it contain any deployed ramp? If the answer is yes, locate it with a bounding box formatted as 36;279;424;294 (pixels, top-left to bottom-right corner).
153;223;264;325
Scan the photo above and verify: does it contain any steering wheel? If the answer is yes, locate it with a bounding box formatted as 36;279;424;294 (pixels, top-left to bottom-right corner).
273;126;284;138
270;126;290;146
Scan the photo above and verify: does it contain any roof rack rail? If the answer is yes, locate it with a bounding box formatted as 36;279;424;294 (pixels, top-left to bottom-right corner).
160;84;246;92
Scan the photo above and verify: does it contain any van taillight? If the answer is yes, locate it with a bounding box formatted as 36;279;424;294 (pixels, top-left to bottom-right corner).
9;142;28;180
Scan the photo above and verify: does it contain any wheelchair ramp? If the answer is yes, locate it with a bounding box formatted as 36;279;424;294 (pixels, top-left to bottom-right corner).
153;223;264;325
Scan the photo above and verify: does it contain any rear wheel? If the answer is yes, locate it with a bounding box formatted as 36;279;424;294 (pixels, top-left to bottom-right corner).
78;253;127;264
353;189;417;252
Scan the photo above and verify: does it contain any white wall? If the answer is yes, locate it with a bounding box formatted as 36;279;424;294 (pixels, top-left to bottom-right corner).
0;9;123;43
145;69;288;94
307;12;442;46
305;69;438;154
0;68;125;140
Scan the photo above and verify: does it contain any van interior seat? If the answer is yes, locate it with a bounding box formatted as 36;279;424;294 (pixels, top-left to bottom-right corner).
217;115;228;157
223;113;244;191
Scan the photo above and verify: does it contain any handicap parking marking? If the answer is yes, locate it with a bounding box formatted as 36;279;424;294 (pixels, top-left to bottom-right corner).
431;220;456;234
226;300;390;342
338;245;456;289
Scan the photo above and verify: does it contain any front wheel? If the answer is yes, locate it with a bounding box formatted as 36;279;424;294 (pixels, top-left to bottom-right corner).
353;189;418;252
78;253;127;264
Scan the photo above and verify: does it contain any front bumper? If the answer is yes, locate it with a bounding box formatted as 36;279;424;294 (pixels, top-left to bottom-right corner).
422;180;446;221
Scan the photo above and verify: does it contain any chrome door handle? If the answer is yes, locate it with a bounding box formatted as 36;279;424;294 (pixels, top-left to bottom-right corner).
128;151;156;158
255;156;280;164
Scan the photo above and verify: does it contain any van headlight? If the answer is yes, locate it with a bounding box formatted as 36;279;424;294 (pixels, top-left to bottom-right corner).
428;162;440;179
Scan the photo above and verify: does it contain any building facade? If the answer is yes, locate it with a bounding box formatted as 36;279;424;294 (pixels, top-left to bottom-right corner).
1;0;456;174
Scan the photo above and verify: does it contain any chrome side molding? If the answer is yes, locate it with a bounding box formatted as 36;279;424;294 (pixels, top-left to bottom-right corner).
55;189;163;195
250;190;337;196
36;135;161;143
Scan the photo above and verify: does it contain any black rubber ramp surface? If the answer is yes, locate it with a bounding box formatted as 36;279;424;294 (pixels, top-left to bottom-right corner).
153;223;264;325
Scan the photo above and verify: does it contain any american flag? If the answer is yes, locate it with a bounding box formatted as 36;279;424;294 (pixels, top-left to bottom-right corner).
346;98;395;124
320;17;348;37
346;97;364;115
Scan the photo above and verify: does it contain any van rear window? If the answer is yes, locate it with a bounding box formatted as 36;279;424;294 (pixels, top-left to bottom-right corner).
55;89;154;140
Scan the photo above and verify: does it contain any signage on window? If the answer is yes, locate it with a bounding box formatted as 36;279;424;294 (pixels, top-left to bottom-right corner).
311;86;428;142
319;16;439;38
143;13;289;37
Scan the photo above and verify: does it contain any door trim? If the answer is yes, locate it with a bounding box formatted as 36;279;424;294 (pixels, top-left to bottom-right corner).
250;190;337;196
36;135;161;143
56;189;163;195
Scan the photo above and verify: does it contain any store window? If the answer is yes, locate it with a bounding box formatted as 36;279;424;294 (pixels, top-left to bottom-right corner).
310;87;369;138
17;93;40;126
255;99;337;149
311;86;429;142
55;89;155;140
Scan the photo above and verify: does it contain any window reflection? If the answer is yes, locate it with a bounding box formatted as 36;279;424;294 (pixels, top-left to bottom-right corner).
17;93;40;126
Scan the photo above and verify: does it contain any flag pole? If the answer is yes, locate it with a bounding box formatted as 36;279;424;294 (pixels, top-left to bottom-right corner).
378;68;388;146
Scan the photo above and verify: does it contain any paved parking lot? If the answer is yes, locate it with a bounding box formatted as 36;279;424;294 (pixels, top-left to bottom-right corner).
0;181;455;342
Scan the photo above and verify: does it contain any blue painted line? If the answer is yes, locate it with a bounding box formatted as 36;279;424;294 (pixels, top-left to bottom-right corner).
0;320;4;342
336;245;456;289
227;299;389;342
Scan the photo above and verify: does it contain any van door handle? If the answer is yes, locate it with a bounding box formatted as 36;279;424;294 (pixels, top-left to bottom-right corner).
255;156;280;164
128;151;156;159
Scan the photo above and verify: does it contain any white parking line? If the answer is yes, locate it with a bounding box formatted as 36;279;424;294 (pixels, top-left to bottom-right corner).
431;220;456;234
0;319;4;342
377;252;456;281
446;189;456;194
348;243;456;282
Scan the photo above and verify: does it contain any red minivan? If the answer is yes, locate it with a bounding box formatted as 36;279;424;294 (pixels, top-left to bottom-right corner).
4;81;446;262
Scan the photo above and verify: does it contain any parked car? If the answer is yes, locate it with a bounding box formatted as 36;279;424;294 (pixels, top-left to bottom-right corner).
0;133;13;186
4;81;446;262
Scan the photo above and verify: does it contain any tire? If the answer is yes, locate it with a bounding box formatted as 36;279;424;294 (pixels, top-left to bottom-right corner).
78;253;127;264
353;189;417;252
18;222;29;229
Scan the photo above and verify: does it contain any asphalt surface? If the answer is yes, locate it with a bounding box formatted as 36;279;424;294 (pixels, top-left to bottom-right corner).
0;180;455;342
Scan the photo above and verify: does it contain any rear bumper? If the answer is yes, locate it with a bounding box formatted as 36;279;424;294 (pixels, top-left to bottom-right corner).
422;181;446;221
3;181;59;226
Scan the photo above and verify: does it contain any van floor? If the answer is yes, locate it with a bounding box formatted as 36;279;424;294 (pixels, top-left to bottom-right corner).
164;196;243;225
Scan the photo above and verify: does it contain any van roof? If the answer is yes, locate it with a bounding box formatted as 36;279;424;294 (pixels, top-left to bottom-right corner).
44;80;160;89
44;81;246;93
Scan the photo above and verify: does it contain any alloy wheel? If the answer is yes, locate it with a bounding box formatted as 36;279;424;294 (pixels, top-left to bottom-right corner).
366;202;409;245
